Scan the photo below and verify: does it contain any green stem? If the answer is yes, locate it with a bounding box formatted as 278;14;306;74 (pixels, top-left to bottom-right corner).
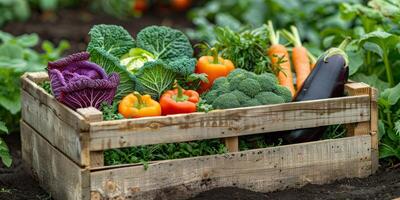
387;111;394;130
133;92;145;109
383;51;394;87
211;48;219;64
267;21;279;45
174;84;188;102
338;37;351;50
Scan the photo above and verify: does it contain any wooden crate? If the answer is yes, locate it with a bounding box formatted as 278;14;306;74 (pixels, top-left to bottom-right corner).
20;72;378;200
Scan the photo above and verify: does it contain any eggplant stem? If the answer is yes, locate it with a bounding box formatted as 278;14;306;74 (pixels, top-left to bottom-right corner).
323;37;351;66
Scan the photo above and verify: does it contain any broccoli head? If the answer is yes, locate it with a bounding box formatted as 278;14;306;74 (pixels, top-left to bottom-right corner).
273;86;292;103
255;92;285;105
230;90;251;104
238;78;262;97
212;93;241;109
204;69;292;109
242;99;262;107
256;73;278;92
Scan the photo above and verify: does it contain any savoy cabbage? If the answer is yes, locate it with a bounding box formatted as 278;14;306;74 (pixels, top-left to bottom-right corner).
130;26;196;99
87;24;136;100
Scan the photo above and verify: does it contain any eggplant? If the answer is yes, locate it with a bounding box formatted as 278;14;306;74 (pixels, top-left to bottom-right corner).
283;39;350;143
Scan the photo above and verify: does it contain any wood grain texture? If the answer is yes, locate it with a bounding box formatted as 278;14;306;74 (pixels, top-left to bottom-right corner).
370;87;379;173
77;107;105;167
90;136;372;200
89;95;371;151
26;71;49;83
224;137;239;152
21;90;88;166
21;74;88;131
21;122;90;200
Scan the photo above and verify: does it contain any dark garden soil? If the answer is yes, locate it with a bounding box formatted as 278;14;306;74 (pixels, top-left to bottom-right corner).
1;8;400;200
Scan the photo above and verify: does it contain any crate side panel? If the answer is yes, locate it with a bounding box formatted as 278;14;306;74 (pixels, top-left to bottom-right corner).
21;122;90;200
21;90;87;166
21;75;87;130
90;135;371;200
90;95;370;150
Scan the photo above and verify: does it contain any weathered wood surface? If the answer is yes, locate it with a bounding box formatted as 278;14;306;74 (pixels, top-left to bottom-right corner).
77;107;105;168
89;95;371;151
90;135;372;200
21;74;88;131
21;90;88;166
21;122;90;200
345;82;379;173
370;87;379;173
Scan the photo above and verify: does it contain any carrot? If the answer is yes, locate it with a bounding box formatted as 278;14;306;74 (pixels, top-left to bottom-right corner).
281;26;310;90
266;21;296;96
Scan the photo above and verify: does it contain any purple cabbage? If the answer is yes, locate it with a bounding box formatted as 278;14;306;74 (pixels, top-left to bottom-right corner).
48;52;120;110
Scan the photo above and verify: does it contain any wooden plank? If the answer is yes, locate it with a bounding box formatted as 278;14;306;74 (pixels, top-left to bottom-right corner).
26;71;49;83
77;107;105;168
345;82;371;137
345;82;370;96
224;137;239;152
89;95;371;151
90;136;372;200
77;107;103;122
21;74;88;131
21;122;90;200
370;88;379;173
21;91;88;166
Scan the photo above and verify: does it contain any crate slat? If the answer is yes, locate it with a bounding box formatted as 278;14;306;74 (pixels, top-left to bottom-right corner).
89;95;371;151
21;121;90;200
21;75;88;131
21;90;89;166
90;135;372;199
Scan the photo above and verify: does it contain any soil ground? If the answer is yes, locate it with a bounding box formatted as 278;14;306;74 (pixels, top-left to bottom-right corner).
1;8;400;200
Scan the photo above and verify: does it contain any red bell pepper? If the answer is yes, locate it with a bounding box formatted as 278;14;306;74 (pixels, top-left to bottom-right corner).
159;85;199;115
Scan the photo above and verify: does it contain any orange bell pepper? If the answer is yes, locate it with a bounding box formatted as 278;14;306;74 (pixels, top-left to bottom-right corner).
118;92;161;118
160;85;199;115
195;48;235;94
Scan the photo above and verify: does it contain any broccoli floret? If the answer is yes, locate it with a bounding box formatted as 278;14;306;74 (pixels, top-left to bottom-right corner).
203;90;220;104
273;86;292;103
255;92;285;105
242;99;262;107
205;68;289;108
227;69;249;80
238;78;262;97
212;77;228;89
257;73;278;92
212;93;241;109
229;75;247;91
230;90;251;104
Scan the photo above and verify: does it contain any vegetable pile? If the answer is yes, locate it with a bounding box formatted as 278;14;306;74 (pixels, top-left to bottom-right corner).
43;21;354;166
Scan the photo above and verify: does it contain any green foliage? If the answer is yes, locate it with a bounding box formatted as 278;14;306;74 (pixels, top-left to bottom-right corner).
0;121;11;167
203;69;291;109
40;81;52;95
100;102;124;121
0;31;68;167
104;139;227;167
135;61;176;100
132;26;197;99
0;0;30;27
87;25;136;100
212;26;271;74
